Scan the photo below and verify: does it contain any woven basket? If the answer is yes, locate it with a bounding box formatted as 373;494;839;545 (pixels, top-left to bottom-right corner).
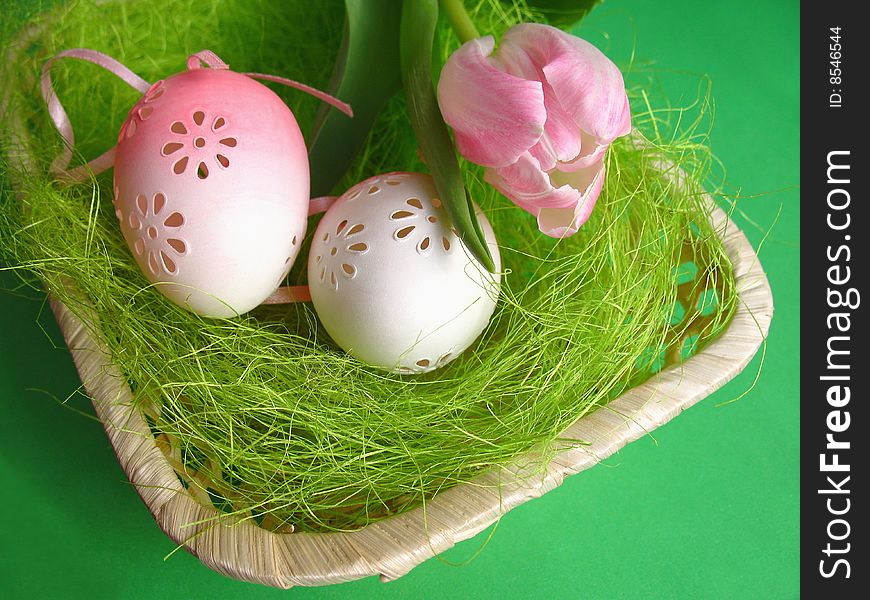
40;203;771;588
4;7;773;590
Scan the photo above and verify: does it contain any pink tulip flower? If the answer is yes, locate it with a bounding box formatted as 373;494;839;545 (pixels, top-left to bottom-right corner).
437;23;631;237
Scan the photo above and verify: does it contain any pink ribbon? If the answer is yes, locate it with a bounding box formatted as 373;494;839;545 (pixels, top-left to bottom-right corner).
261;285;312;304
41;48;151;181
185;49;229;71
307;195;338;216
245;73;353;118
41;48;353;181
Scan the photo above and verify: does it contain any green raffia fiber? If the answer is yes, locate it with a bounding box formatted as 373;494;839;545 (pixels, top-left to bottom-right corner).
1;0;736;532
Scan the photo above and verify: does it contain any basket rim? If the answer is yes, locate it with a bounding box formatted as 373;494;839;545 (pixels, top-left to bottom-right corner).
4;5;773;589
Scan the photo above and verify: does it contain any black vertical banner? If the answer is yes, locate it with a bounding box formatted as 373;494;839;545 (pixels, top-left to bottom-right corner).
802;3;865;597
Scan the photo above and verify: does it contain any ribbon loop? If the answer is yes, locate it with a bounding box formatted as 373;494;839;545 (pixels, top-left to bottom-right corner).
41;48;151;181
186;50;230;71
185;50;351;117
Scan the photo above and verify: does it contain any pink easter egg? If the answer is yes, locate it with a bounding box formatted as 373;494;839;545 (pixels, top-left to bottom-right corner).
113;65;308;318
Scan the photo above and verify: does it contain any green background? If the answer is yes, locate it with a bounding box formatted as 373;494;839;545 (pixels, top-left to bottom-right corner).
0;0;799;598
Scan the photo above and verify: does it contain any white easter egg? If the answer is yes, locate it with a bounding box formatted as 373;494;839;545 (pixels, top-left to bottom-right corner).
308;172;501;374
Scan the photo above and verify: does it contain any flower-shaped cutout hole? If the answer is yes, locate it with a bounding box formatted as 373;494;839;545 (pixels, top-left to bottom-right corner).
345;185;364;201
161;252;177;274
162;142;184;156
408;349;454;372
112;184;122;221
173;156;189;174
119;80;164;141
165;211;184;228
388;194;455;255
318;219;369;291
437;352;453;367
395;226;415;240
166;112;236;177
126;191;188;277
148;85;165;101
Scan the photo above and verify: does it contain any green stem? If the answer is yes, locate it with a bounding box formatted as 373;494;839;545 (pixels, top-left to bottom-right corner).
401;0;495;273
439;0;479;43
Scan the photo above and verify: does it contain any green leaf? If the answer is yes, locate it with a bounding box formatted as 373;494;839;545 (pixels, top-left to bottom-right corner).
307;0;403;197
512;0;602;27
400;0;496;273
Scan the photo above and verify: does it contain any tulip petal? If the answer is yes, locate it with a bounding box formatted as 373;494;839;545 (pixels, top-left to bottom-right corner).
545;162;605;234
486;152;606;238
437;36;547;168
528;78;583;171
503;24;631;147
487;152;577;208
557;129;608;172
496;43;580;171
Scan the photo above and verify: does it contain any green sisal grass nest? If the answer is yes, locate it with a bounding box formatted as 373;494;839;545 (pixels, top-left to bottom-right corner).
1;0;736;533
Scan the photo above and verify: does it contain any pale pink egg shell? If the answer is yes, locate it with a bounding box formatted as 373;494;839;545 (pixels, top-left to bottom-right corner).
113;68;308;318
